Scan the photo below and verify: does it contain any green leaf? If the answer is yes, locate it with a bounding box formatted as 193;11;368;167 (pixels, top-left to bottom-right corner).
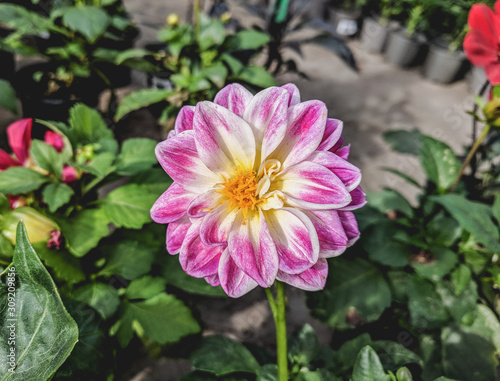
366;190;413;217
408;277;449;330
381;168;421;188
411;247;458;282
221;53;244;74
198;14;226;50
114;89;173;121
62;209;110;257
102;184;157;229
426;212;462;247
0;167;49;194
288;324;319;367
362;221;410;268
371;341;422;371
42;183;74;213
395;367;413;381
333;333;372;373
441;326;498;381
126;276;166;300
191;335;260;376
225;30;270;51
116;138;158;176
352;346;391;381
123;293;200;345
436;280;478;324
74;152;115;177
235;66;276;88
0;223;78;381
129;168;172;196
450;264;471;295
0;235;14;259
32;243;85;286
0;4;55;35
30;140;63;180
383;129;422;155
432;194;500;252
468;304;500;351
306;258;392;329
257;364;278;381
202;62;228;88
492;193;500;223
69;103;112;144
419;135;460;193
295;369;336;381
99;240;155;280
72;282;120;320
61;6;110;42
0;79;18;115
114;48;150;65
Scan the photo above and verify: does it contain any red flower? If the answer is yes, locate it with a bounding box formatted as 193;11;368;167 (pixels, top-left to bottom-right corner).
464;2;500;85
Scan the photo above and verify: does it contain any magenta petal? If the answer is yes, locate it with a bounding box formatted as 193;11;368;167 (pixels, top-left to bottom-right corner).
166;215;191;254
219;247;258;297
155;131;219;193
265;208;319;274
317;118;343;151
339;186;367;211
62;166;78;183
200;204;238;246
308;151;361;191
151;183;195;223
187;190;225;218
175;106;195;134
205;273;221;287
44;131;64;153
281;83;301;106
306;210;348;258
339;211;360;246
228;210;278;288
180;219;223;278
273;100;327;169
7;118;32;165
0;149;20;170
335;145;350;160
273;161;352;209
194;101;256;173
214;83;253;118
277;258;328;291
243;87;290;159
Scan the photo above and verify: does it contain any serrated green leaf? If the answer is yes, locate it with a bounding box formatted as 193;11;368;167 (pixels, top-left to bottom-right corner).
32;243;84;286
69;103;112;144
0;167;50;195
116;138;158;176
191;335;259;376
0;223;78;381
42;183;74;213
352;346;391;381
102;184;157;229
62;209;110;257
114;89;173;121
30;140;63;180
61;6;110;42
99;240;155;280
0;79;18;115
202;62;228;88
72;282;119;320
126;276;166;300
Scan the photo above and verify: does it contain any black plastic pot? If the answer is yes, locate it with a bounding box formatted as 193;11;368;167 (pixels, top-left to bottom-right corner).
14;63;105;122
361;18;389;54
328;7;360;37
384;30;427;68
422;43;468;84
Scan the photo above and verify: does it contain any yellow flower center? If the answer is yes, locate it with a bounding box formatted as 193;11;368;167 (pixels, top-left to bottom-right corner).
218;169;261;216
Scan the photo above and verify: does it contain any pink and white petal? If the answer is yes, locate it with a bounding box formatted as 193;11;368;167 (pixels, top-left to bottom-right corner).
205;273;221;287
0;149;20;170
219;247;258;298
166;215;191;254
264;208;319;274
187;190;226;218
194;101;256;173
339;186;367;211
214;83;253;118
151;183;196;223
339;211;361;246
335;145;350;160
44;131;64;153
200;203;238;246
7;118;32;165
62;166;79;183
271;161;351;209
281;83;301;106
305;210;348;258
243;87;290;160
180;219;223;278
175;106;195;134
271;100;327;169
155;130;219;193
277;259;328;291
308;151;361;191
228;209;278;288
317;118;343;151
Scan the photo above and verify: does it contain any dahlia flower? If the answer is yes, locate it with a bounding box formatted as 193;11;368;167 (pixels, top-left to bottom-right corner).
151;83;365;297
464;1;500;85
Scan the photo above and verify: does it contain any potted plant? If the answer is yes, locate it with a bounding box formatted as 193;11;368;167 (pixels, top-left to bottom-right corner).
329;0;367;37
384;0;432;67
361;0;404;53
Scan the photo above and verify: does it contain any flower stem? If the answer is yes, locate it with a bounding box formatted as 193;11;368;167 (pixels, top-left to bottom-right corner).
266;282;288;381
448;123;491;192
